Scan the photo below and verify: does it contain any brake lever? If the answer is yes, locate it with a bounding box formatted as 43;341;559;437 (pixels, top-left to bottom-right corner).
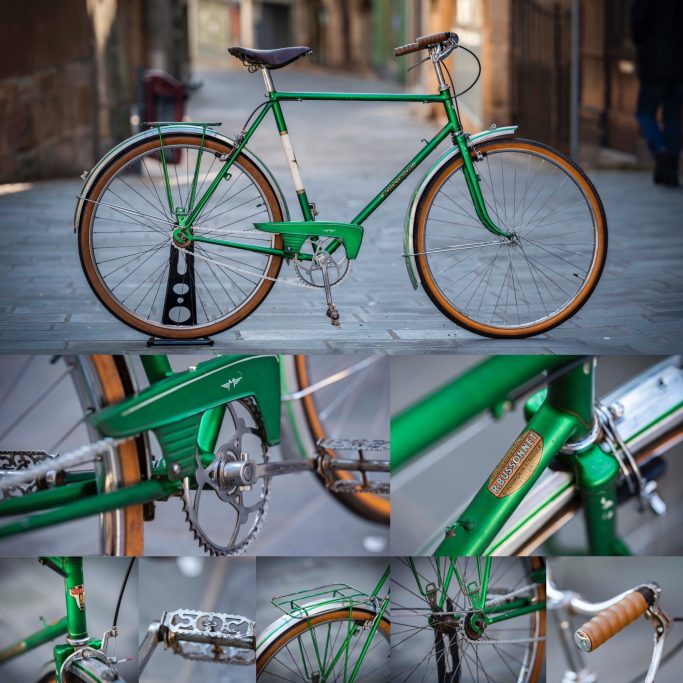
644;603;672;683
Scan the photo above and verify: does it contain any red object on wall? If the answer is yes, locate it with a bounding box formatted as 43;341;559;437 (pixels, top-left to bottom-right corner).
144;69;186;163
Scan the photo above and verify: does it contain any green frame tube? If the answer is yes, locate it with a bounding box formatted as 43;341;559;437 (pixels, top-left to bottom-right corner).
0;616;68;664
168;82;508;259
392;356;580;469
434;400;583;556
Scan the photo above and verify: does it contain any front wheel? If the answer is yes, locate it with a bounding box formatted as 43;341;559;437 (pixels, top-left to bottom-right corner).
414;138;607;337
78;134;285;339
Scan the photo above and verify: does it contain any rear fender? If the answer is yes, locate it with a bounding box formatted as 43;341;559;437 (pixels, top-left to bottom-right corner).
73;124;289;232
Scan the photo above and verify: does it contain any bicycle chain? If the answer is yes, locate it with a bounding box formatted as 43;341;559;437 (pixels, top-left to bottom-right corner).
161;609;255;665
0;438;133;494
174;240;317;289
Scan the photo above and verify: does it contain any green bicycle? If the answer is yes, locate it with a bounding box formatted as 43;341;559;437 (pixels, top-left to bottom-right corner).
391;556;546;682
74;31;607;339
0;557;136;683
256;565;391;682
0;355;389;556
392;356;683;556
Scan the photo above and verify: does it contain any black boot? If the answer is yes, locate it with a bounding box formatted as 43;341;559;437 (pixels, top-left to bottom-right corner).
664;153;680;187
654;151;669;185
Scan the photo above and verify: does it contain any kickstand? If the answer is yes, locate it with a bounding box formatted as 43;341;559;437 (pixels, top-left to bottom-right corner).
146;337;214;347
320;257;341;326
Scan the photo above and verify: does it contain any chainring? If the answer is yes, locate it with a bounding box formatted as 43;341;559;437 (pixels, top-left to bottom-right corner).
181;399;269;556
293;237;350;287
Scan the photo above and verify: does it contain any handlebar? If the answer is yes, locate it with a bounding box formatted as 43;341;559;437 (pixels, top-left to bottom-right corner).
394;31;459;57
574;588;653;652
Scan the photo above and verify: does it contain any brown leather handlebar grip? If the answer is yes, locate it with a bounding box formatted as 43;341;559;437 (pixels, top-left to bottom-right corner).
574;590;651;652
415;31;452;48
393;42;420;57
394;31;459;57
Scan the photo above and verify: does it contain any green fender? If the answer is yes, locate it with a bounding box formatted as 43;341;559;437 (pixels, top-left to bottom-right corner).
403;125;518;289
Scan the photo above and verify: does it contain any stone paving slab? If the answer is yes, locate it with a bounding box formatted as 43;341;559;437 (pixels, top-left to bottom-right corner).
0;66;681;354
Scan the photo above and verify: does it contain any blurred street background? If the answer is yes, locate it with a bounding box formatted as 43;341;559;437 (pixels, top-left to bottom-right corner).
0;557;139;682
391;355;683;555
548;556;683;683
138;556;255;683
0;1;681;353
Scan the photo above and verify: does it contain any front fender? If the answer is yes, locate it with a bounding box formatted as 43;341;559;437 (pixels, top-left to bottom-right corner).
73;124;290;232
403;125;518;289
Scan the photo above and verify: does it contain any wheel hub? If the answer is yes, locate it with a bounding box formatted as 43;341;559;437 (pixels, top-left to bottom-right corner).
464;612;486;640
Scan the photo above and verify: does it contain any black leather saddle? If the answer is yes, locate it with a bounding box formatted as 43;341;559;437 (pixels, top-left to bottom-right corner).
228;46;312;70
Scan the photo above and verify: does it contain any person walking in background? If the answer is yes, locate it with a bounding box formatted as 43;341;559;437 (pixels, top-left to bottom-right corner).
631;0;683;187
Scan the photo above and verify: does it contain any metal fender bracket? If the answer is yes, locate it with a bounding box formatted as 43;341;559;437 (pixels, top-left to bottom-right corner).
598;356;683;452
160;609;256;665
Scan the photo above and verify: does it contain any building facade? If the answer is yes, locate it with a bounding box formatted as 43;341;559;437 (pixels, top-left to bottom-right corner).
0;0;190;183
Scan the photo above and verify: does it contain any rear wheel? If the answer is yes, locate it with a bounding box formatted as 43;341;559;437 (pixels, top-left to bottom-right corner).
391;556;545;682
0;355;146;555
78;134;285;338
415;139;607;337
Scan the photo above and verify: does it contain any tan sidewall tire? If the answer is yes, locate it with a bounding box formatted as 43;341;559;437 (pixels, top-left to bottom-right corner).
414;139;607;338
78;135;284;339
91;355;144;556
293;355;390;524
257;608;390;677
528;557;546;683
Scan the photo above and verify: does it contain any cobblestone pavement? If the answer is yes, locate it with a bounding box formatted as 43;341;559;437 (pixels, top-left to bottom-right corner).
1;65;681;354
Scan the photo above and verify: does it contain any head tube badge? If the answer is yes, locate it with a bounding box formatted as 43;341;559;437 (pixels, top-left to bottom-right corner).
488;430;544;498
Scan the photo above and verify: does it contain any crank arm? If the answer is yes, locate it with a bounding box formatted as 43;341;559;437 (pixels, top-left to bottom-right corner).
254;460;316;479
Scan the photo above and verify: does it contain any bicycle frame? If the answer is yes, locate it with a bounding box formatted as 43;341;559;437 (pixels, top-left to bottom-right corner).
0;557;112;683
165;64;511;259
406;556;545;627
0;354;281;539
392;356;644;556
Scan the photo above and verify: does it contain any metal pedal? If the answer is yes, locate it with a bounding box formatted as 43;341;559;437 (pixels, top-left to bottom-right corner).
316;439;390;494
160;609;255;665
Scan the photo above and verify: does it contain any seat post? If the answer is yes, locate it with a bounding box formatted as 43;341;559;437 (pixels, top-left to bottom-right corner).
261;67;275;93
